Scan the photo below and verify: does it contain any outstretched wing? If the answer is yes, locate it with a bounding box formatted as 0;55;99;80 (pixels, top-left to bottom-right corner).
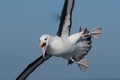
16;54;51;80
56;0;75;37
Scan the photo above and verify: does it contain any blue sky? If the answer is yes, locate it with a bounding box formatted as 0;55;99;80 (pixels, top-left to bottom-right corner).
0;0;120;80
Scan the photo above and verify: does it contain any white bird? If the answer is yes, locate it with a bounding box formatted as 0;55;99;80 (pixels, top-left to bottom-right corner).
38;27;102;71
16;0;102;80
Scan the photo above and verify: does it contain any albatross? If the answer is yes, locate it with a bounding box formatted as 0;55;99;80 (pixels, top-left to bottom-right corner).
16;0;102;80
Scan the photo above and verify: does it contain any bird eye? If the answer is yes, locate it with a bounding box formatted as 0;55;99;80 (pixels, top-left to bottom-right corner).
44;38;47;40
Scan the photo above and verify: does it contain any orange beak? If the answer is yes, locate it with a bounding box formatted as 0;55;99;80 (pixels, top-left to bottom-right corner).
37;40;46;58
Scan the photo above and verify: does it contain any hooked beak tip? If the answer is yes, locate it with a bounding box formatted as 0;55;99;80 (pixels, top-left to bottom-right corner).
37;40;44;49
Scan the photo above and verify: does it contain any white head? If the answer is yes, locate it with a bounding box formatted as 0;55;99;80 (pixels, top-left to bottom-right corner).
38;34;51;58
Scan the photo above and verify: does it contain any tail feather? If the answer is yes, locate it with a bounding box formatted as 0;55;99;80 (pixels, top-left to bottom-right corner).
77;59;88;71
90;27;102;38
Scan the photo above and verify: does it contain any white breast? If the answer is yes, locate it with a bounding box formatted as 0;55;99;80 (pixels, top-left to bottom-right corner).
46;36;75;58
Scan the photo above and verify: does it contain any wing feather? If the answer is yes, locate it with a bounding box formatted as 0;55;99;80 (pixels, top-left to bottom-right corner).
16;54;51;80
56;0;75;37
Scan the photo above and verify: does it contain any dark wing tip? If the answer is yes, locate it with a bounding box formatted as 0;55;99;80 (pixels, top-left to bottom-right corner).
16;54;51;80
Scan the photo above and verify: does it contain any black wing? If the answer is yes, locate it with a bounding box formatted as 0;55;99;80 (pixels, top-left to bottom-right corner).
16;54;51;80
56;0;75;37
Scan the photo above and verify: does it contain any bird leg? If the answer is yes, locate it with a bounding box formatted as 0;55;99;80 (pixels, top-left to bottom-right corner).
77;59;88;71
68;57;88;71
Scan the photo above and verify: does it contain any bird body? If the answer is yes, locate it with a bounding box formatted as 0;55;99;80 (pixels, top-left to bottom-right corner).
45;32;82;59
40;35;73;58
39;27;102;71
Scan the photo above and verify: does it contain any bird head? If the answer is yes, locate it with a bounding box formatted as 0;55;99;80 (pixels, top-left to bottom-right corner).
38;35;50;58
